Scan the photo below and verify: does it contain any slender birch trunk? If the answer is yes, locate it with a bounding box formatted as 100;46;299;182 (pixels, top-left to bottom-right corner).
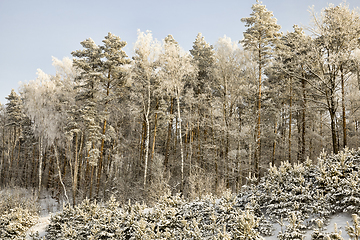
150;99;159;162
256;47;262;179
176;87;185;192
38;136;43;197
143;79;151;189
341;65;347;148
164;97;174;170
54;144;69;203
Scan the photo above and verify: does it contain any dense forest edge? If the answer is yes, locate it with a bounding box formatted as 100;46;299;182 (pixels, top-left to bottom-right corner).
1;0;360;239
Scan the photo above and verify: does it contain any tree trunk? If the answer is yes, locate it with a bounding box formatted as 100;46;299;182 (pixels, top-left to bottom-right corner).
320;111;324;149
256;48;262;179
54;144;69;203
330;108;338;154
96;118;107;196
38;136;43;197
143;80;151;189
272;120;278;166
89;165;95;199
72;132;79;207
139;117;146;177
176;88;185;192
150;99;159;162
223;79;230;187
288;77;292;163
341;65;347;148
164;97;174;170
329;78;339;154
301;77;306;162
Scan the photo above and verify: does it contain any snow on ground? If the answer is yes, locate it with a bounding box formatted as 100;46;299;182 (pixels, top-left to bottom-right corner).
265;212;353;239
23;195;355;240
26;215;51;239
26;196;61;239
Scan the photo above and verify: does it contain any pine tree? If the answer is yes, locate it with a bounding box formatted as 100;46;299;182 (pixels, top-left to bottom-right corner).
272;25;313;163
71;36;106;199
241;0;281;178
96;32;130;196
189;33;215;181
278;212;305;240
5;89;24;180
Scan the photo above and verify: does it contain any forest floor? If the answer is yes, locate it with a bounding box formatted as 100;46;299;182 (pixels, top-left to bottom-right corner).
25;196;59;239
25;196;353;239
267;212;352;239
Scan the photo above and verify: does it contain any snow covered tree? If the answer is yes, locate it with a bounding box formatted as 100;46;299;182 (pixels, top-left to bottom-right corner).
189;33;215;185
306;2;360;154
21;67;71;199
72;33;130;199
96;32;130;196
272;25;314;163
346;214;360;240
241;0;281;178
5;89;24;181
278;212;306;240
72;37;103;199
232;209;264;240
131;30;161;189
158;34;196;191
212;36;252;189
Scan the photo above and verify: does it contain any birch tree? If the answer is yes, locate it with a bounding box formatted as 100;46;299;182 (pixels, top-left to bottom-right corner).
21;68;70;200
212;36;246;188
159;34;195;192
132;30;161;189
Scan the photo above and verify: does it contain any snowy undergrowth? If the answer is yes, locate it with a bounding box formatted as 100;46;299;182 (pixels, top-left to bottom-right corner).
9;148;360;239
0;187;40;239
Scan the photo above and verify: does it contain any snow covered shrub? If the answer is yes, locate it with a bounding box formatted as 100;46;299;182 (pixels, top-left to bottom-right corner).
0;188;39;216
0;188;40;239
39;149;360;239
311;219;328;240
46;196;123;240
316;149;360;214
311;214;360;240
345;214;360;240
0;207;39;239
277;212;305;240
311;222;344;240
231;209;264;240
258;160;317;226
257;149;360;229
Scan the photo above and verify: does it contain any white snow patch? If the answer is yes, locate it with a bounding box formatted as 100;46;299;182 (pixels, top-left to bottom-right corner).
25;195;62;239
26;215;51;239
264;213;353;239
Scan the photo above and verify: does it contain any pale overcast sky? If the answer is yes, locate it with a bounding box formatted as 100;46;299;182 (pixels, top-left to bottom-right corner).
0;0;359;104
